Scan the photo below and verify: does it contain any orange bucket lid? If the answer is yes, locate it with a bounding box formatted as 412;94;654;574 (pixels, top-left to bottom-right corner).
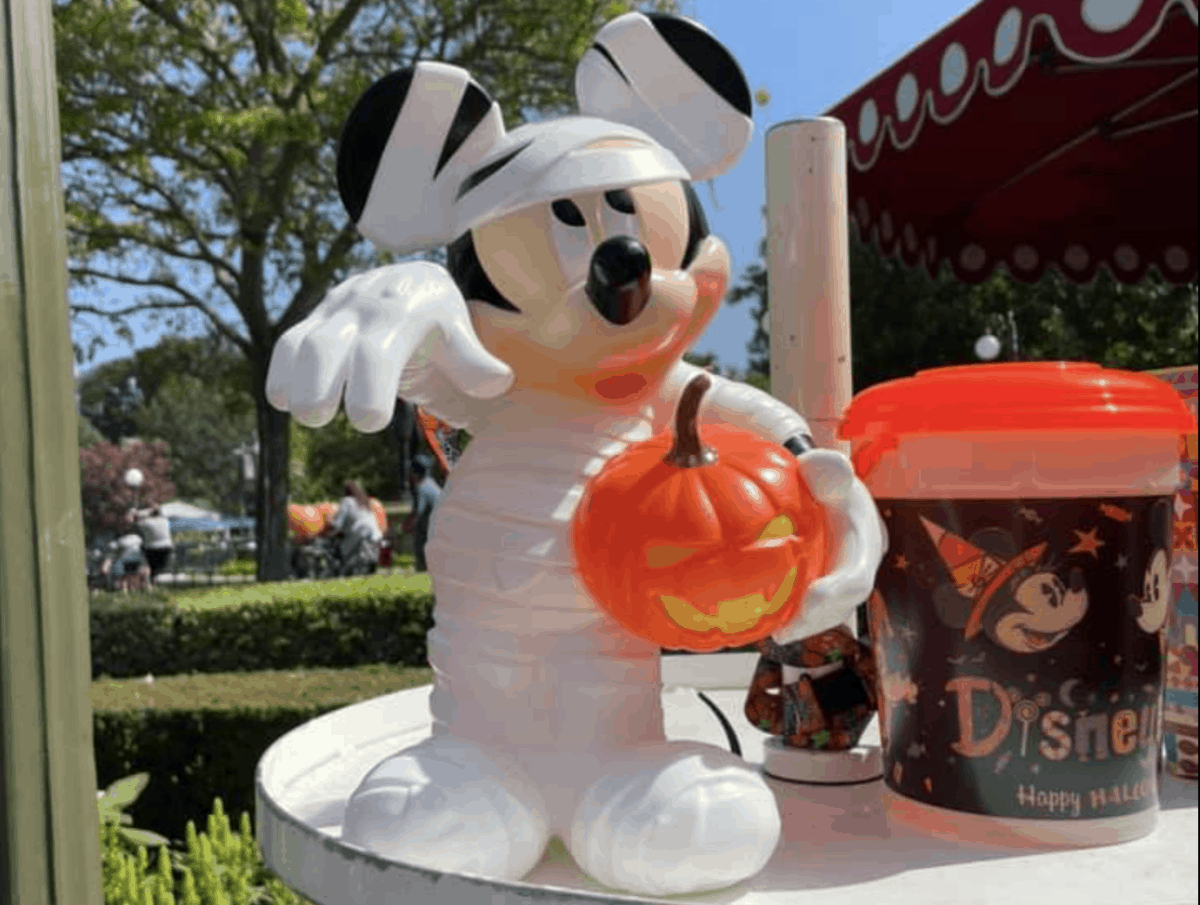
840;362;1196;440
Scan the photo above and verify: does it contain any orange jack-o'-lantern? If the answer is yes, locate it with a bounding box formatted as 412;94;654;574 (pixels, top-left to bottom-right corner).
573;374;828;651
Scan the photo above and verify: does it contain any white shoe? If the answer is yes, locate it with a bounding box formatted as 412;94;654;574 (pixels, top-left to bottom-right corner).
568;742;780;896
341;736;550;878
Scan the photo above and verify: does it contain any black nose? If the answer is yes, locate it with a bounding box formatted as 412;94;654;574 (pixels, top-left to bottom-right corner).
586;237;652;325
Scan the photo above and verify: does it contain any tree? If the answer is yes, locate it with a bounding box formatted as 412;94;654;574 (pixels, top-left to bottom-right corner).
136;371;258;510
77;336;257;510
77;362;144;443
79;440;175;543
727;227;1198;394
56;0;676;579
78;414;105;448
682;349;742;380
290;408;402;503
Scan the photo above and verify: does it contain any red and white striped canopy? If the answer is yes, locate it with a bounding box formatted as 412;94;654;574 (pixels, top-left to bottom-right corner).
825;0;1197;284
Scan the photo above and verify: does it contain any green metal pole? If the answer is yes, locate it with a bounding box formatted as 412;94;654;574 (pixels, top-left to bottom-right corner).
0;0;104;903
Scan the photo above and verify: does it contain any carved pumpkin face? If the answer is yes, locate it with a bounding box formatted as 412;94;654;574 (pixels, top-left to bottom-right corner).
573;375;828;651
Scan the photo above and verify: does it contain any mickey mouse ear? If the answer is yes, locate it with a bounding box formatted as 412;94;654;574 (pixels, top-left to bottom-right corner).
337;62;505;253
576;13;753;182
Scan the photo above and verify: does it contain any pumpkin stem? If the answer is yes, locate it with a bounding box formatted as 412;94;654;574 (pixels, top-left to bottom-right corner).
666;374;717;468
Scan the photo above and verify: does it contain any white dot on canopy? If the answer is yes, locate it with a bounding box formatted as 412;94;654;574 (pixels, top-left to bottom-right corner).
940;43;969;95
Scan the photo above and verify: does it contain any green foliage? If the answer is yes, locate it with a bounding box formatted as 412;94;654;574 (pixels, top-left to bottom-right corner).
681;349;743;380
78;338;257;511
290;409;400;503
58;0;678;579
97;772;173;853
79;360;146;443
99;785;313;905
90;664;435;713
218;559;258;577
92;665;432;845
90;580;435;679
80;413;108;448
90;586;173;612
727;226;1198;392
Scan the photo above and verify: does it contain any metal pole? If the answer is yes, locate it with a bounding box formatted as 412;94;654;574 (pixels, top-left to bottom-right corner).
765;118;853;455
1007;308;1022;361
0;1;104;903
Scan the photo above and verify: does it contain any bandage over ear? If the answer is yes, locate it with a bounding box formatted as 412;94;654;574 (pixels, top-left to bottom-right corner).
340;62;506;255
576;13;754;183
338;13;754;254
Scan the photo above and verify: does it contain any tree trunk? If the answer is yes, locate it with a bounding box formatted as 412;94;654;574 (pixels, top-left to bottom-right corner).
252;368;292;582
391;400;413;501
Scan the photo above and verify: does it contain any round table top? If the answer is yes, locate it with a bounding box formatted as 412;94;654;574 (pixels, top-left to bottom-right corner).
256;653;1198;905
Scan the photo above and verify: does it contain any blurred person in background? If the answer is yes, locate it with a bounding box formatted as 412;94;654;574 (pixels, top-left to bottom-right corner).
133;504;174;585
103;531;150;592
402;455;441;574
327;479;383;575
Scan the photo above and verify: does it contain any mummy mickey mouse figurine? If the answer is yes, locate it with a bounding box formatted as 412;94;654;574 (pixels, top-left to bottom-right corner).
267;12;885;897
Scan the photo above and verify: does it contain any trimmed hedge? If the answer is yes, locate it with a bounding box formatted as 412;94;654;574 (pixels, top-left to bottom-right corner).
92;665;434;845
95;706;340;848
92;584;435;679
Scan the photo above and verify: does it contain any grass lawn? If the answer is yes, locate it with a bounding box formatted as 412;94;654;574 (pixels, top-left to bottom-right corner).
90;663;435;712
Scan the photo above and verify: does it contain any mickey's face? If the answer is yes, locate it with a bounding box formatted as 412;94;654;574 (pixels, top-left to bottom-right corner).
1132;548;1171;634
462;160;727;406
992;568;1089;653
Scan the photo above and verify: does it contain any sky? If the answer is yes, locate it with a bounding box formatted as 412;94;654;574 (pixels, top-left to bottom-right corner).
76;0;976;374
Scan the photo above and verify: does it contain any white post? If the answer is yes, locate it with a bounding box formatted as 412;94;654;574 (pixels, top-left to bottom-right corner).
766;118;864;648
765;117;852;455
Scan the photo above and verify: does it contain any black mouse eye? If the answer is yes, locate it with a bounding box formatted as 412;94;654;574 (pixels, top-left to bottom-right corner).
552;199;585;227
604;189;636;214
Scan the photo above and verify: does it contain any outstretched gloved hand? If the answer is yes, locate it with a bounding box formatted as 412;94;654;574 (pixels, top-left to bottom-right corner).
266;262;514;431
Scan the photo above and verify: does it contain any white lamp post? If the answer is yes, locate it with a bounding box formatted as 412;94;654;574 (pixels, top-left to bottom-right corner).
124;466;144;513
974;332;1002;361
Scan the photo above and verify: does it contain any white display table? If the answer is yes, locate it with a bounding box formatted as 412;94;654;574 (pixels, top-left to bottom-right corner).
257;653;1198;905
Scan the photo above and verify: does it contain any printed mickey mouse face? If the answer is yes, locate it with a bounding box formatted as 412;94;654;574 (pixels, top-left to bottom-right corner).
1133;548;1171;634
994;569;1089;653
467;168;727;405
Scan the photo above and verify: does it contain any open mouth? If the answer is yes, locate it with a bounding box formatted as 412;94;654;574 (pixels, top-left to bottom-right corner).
593;373;649;399
1018;626;1067;650
659;567;798;634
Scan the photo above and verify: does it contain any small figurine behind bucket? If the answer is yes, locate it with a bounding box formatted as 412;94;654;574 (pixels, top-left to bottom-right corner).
744;626;883;783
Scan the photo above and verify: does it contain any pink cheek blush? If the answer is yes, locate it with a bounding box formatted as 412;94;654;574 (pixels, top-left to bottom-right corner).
594;374;648;400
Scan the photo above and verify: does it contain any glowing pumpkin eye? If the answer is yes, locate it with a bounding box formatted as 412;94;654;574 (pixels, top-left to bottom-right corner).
646;545;698;568
757;514;795;541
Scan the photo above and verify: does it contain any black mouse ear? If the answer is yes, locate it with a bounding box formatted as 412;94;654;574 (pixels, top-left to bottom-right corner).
1148;498;1172;545
969;526;1019;559
337;69;415;225
337;62;505;252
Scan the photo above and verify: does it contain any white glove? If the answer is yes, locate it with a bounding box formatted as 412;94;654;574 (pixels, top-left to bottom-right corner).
773;450;887;645
266;262;514;431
